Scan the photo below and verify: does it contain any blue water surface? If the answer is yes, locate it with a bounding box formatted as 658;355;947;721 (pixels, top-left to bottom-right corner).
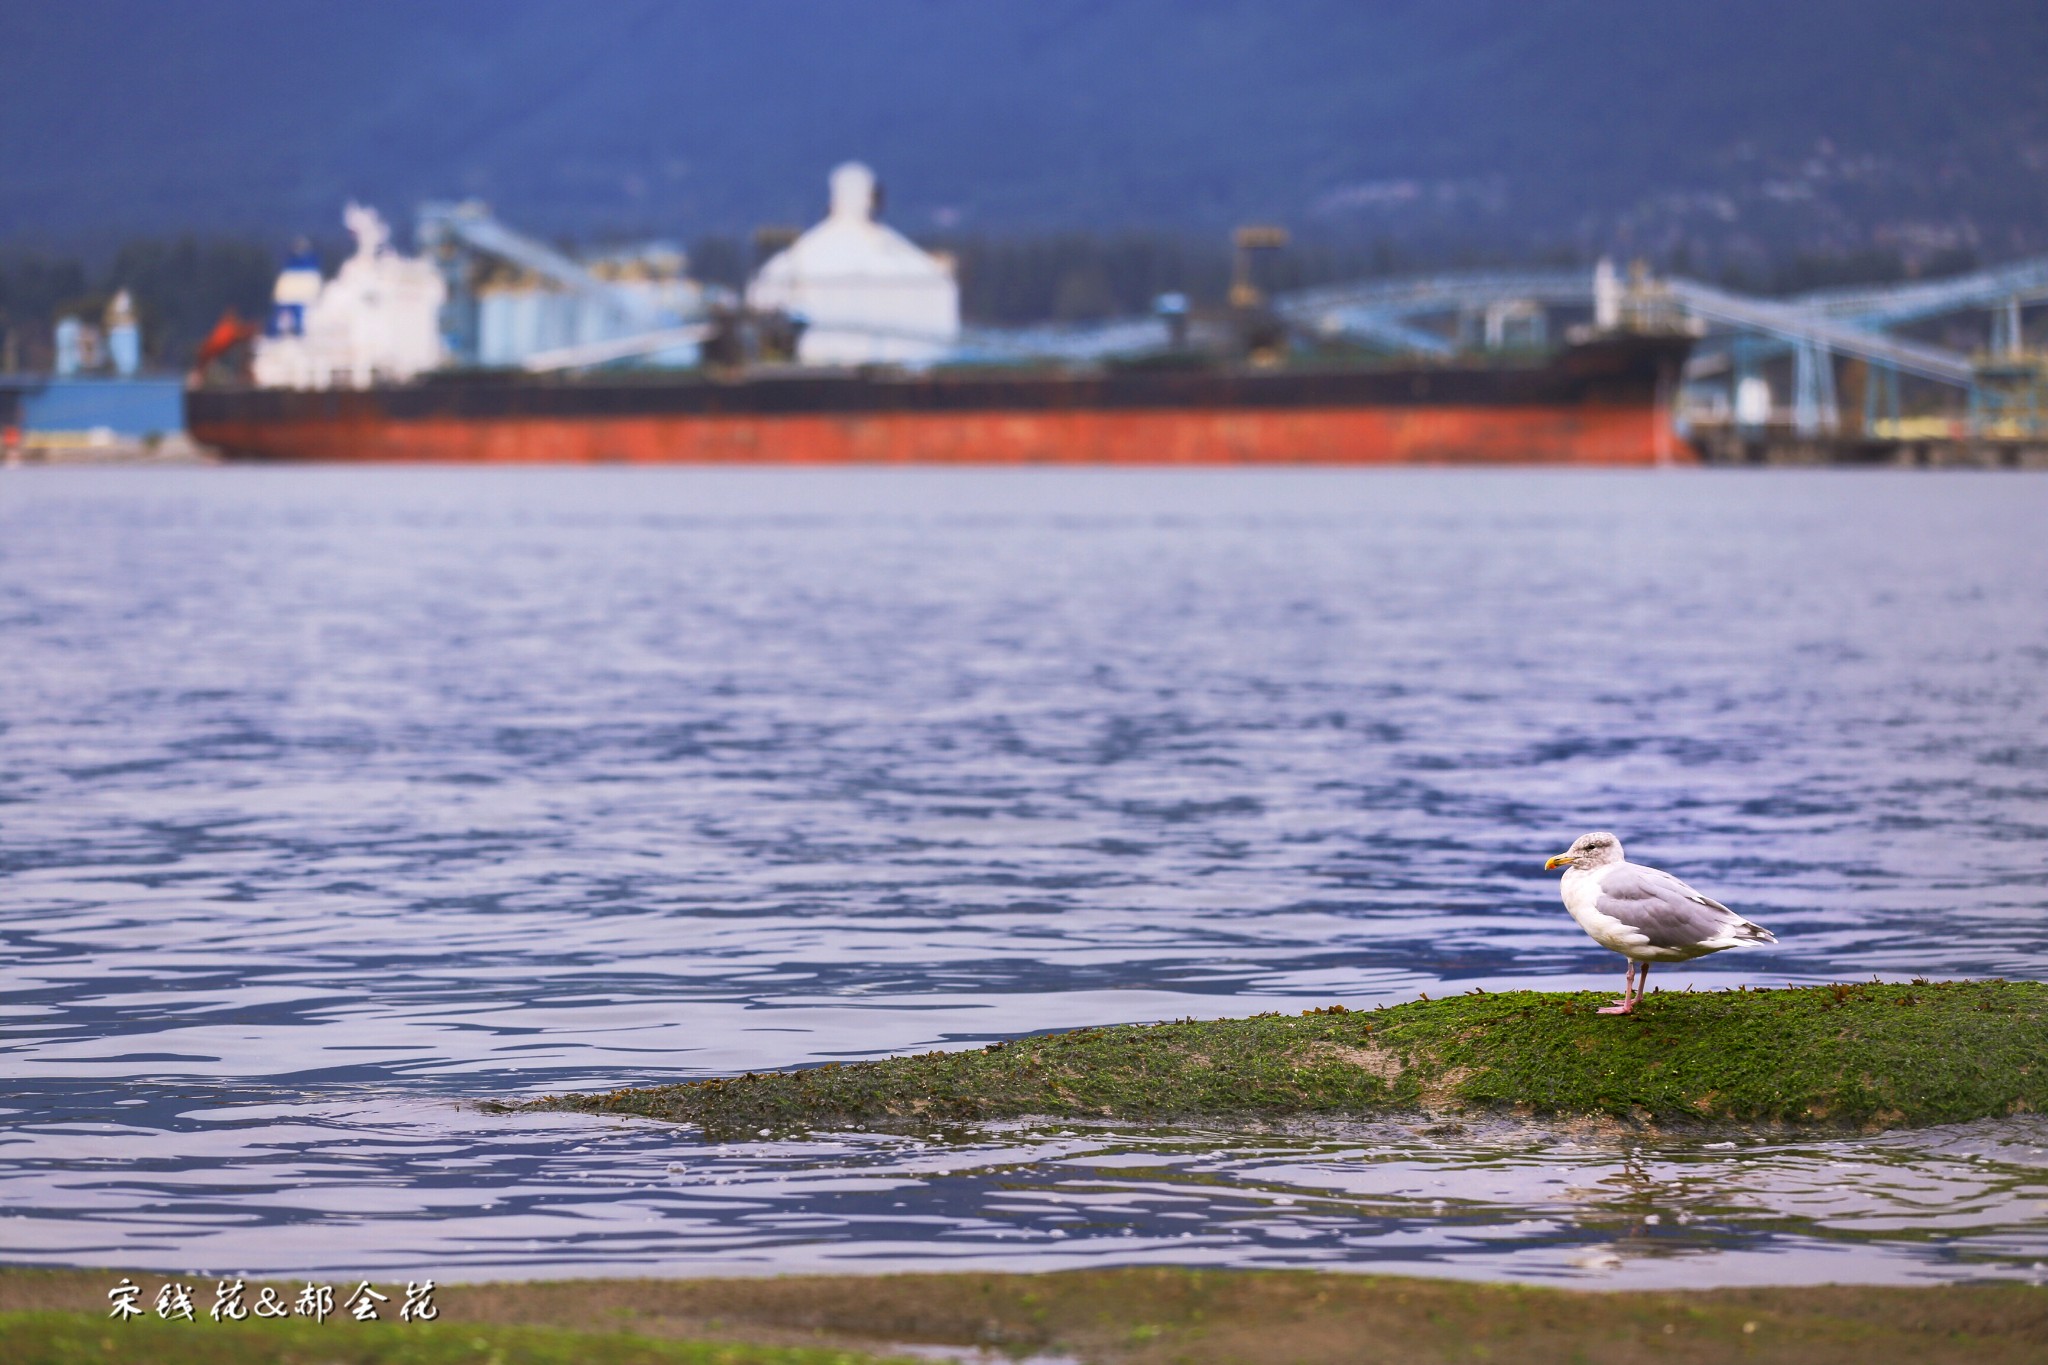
1;466;2044;1287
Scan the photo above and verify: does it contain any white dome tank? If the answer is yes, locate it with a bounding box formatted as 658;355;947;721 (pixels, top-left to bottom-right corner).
747;163;959;366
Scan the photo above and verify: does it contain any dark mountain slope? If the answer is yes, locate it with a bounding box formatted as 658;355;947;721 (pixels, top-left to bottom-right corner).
3;1;2043;256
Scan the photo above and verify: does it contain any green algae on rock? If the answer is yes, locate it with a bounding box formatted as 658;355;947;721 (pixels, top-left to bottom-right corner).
528;980;2047;1136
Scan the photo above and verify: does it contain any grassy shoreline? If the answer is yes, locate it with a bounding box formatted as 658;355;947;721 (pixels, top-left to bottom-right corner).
528;980;2046;1136
5;1266;2046;1364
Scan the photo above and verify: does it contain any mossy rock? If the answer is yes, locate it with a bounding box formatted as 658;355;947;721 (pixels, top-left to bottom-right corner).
527;980;2046;1137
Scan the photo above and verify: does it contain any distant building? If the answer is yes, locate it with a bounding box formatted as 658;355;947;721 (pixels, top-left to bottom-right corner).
747;163;959;366
51;291;142;378
105;291;140;377
7;376;184;448
9;288;178;452
252;203;445;389
54;317;101;376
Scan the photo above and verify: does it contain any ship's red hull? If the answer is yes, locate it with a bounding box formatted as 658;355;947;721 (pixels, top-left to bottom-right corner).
186;403;1679;465
187;335;1692;465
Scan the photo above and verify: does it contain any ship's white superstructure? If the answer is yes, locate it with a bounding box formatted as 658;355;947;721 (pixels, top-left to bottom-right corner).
252;204;444;389
747;163;959;366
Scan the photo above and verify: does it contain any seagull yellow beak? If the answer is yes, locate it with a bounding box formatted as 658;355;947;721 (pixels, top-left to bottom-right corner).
1543;853;1573;871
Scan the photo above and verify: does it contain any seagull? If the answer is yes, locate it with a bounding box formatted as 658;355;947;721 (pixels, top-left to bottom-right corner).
1543;832;1775;1014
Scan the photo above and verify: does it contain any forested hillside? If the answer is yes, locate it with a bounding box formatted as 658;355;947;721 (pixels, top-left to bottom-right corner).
4;0;2043;269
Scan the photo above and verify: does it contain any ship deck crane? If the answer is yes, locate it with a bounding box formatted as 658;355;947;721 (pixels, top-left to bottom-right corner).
417;200;715;371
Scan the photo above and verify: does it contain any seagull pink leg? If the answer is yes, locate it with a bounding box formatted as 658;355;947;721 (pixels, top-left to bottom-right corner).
1599;960;1637;1014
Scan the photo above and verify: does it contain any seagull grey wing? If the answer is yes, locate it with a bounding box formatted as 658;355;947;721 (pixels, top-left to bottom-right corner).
1684;887;1732;914
1592;863;1742;952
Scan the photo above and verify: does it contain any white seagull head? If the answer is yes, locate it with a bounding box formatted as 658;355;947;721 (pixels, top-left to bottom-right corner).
1544;830;1625;872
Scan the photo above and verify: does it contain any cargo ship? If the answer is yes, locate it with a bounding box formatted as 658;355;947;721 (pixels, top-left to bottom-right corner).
187;332;1691;466
186;185;1693;466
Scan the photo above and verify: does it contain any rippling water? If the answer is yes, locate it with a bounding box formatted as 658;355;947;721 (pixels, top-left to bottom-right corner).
3;467;2045;1287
